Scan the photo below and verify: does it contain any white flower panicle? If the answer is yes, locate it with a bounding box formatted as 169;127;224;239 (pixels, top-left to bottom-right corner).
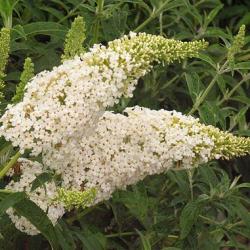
6;159;64;235
42;106;250;207
5;106;250;235
0;33;207;156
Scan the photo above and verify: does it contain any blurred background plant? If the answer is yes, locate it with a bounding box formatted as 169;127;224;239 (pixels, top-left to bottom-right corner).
0;0;250;249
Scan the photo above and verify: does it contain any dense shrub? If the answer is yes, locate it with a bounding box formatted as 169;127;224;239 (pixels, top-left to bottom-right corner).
0;0;250;249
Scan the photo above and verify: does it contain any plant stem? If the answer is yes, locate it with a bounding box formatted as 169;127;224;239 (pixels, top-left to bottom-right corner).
5;16;12;29
199;215;219;225
0;189;13;193
58;0;85;24
106;232;136;238
66;206;94;224
161;75;179;90
92;0;104;44
134;0;171;32
218;73;250;105
97;0;104;13
188;61;228;115
0;151;21;179
187;170;194;201
159;13;163;35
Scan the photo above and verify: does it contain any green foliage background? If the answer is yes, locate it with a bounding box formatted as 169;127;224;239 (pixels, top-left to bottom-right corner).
0;0;250;249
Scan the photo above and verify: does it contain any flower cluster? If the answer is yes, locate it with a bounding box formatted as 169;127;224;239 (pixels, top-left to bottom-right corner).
46;107;250;205
56;188;97;210
0;32;207;156
12;57;34;103
227;24;245;66
0;27;10;100
1;32;249;236
61;16;86;61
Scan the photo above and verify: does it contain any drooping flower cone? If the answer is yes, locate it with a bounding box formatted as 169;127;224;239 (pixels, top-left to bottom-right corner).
45;107;250;207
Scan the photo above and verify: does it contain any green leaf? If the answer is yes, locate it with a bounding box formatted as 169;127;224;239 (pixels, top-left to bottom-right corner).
115;185;155;227
30;172;53;192
0;192;26;215
180;201;201;239
236;130;250;136
149;0;162;8
185;3;203;25
162;248;182;250
75;229;106;250
231;201;250;229
204;4;223;27
54;221;76;250
167;171;190;199
198;101;218;125
230;96;250;105
136;229;151;250
197;53;217;69
231;106;248;129
101;10;128;41
217;75;226;94
11;22;67;41
233;62;250;70
0;0;18;28
13;198;59;250
185;73;203;103
236;183;250;189
238;12;250;27
39;6;65;20
205;27;231;40
0;143;13;166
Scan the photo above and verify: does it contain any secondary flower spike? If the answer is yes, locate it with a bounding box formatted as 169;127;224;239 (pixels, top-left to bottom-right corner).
6;107;250;235
43;107;250;206
0;33;207;156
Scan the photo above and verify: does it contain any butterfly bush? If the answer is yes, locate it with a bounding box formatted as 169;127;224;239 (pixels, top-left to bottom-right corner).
1;33;250;235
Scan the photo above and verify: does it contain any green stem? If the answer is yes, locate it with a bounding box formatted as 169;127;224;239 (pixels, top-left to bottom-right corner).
5;16;12;29
92;0;104;44
97;0;104;13
159;13;163;35
199;215;219;225
0;189;13;193
0;151;21;179
167;234;178;239
218;73;250;105
227;220;244;229
187;170;194;201
194;0;206;7
188;61;228;115
134;0;171;32
66;206;94;224
58;0;85;24
106;232;136;238
161;75;179;90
